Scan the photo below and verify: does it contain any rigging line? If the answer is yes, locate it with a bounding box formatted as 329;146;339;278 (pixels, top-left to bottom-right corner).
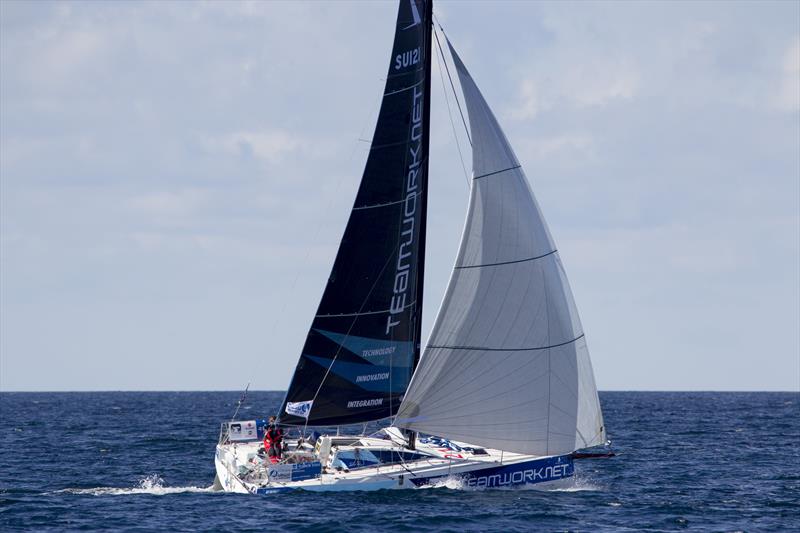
544;266;551;455
432;17;471;147
291;127;430;432
293;23;434;429
269;77;386;424
229;382;250;422
350;77;387;162
393;443;418;477
300;177;431;432
433;27;470;187
302;233;398;435
297;46;433;430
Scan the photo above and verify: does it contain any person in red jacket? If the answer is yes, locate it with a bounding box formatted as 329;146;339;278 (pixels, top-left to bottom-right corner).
263;416;284;461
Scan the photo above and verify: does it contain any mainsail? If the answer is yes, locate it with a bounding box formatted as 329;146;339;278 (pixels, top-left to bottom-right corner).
280;0;433;427
396;40;605;455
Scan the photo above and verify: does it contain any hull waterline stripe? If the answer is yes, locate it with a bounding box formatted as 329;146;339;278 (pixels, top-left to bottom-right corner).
473;165;521;181
427;334;584;353
455;249;557;269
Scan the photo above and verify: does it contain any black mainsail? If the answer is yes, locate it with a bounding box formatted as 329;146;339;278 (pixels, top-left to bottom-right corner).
279;0;432;427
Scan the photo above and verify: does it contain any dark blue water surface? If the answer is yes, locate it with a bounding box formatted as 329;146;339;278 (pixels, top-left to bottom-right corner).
1;391;798;532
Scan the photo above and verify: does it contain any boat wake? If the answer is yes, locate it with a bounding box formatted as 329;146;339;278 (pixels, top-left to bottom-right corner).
424;475;469;490
53;474;218;496
546;483;603;492
547;474;604;492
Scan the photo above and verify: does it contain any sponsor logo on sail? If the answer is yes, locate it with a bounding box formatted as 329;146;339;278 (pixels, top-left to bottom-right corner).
355;372;390;383
285;400;313;418
402;0;422;30
347;398;384;409
394;47;421;71
362;346;396;358
386;84;424;334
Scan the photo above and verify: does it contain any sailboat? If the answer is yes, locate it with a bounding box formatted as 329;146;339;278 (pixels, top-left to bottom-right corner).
214;0;610;494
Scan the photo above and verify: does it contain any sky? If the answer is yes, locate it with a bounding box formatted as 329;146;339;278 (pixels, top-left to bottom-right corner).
1;0;798;392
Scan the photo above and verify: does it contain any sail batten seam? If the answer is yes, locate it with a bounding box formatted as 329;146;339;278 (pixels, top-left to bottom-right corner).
353;198;405;210
315;300;416;318
387;66;426;79
427;334;584;352
472;164;521;181
455;249;557;269
370;139;411;151
384;78;425;97
353;187;427;211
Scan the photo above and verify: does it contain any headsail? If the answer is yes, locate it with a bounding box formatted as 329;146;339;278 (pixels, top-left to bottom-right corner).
280;0;433;427
396;40;605;455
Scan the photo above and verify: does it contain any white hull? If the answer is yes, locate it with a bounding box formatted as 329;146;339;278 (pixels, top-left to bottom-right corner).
214;430;575;495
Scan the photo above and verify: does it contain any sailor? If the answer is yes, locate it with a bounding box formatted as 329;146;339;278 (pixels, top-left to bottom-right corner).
263;416;284;461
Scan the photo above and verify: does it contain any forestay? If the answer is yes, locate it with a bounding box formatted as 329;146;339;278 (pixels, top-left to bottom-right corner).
279;0;433;427
396;41;605;456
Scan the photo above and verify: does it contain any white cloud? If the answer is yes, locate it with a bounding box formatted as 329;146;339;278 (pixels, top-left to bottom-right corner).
566;59;641;108
4;5;115;92
777;36;800;112
2;1;797;391
0;137;47;169
511;79;544;120
516;134;595;161
510;56;640;121
40;29;105;76
203;130;313;163
126;189;210;217
130;231;167;251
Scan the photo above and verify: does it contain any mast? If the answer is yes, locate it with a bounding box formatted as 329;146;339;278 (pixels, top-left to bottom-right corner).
405;0;432;451
412;0;433;377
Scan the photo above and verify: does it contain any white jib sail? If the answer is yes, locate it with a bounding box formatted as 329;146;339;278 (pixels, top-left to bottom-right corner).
396;40;605;456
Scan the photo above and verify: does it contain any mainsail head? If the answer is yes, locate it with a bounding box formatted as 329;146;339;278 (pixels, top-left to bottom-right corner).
396;39;606;455
279;0;433;427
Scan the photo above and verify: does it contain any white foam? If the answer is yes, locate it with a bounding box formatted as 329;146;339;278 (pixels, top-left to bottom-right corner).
53;474;219;496
428;474;469;490
546;485;602;492
547;473;603;492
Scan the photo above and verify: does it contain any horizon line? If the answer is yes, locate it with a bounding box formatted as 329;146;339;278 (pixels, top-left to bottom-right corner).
1;388;798;394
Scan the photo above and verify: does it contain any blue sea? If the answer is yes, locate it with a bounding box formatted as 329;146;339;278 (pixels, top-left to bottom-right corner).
1;391;798;532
